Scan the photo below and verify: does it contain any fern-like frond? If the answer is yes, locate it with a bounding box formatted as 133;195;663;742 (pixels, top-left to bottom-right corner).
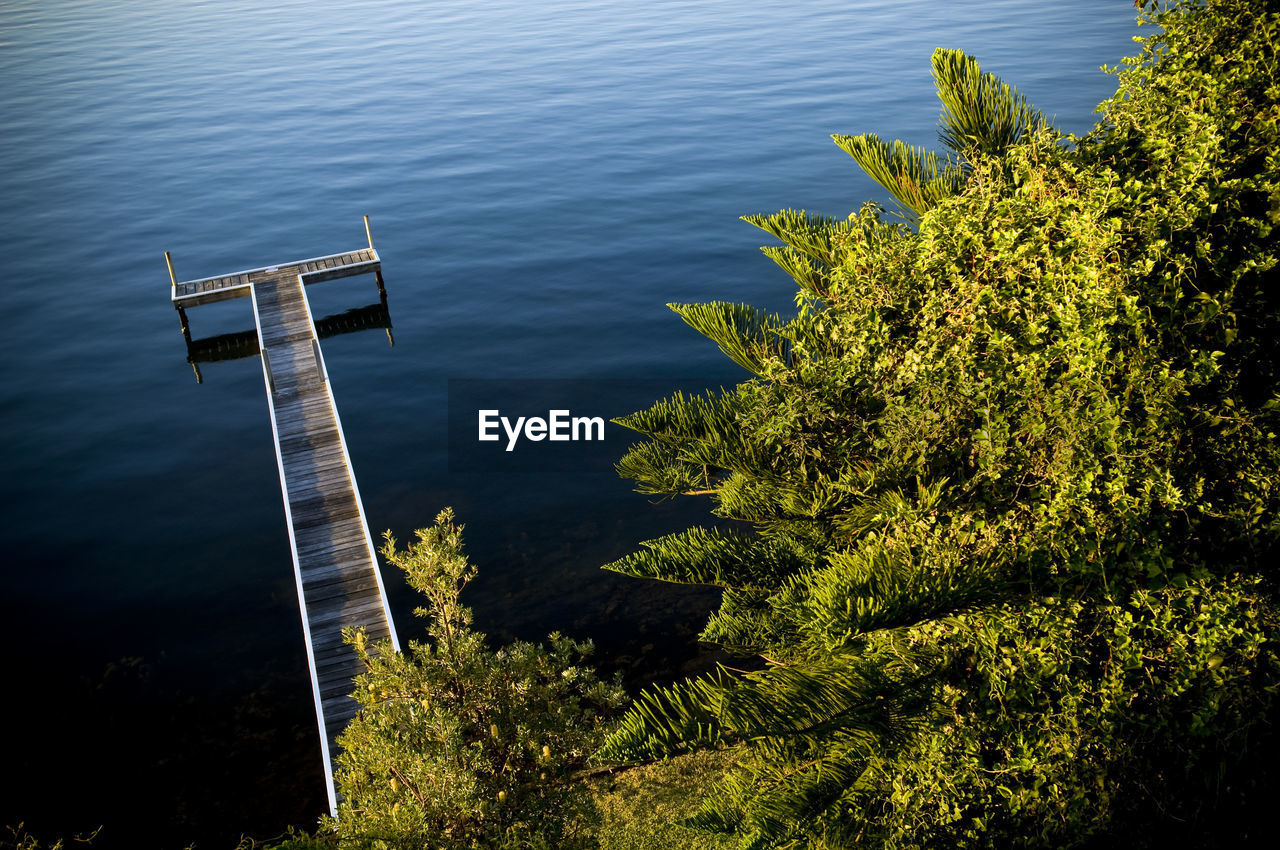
682;768;753;835
831;133;963;217
669;302;789;376
614;387;796;490
737;753;866;847
602;526;810;591
613;390;738;441
741;209;856;267
700;588;787;651
802;544;1005;641
932;47;1047;158
614;439;709;496
600;655;940;846
595;669;736;763
713;471;798;523
759;245;829;297
599;653;929;764
684;751;865;849
833;477;951;538
719;656;930;742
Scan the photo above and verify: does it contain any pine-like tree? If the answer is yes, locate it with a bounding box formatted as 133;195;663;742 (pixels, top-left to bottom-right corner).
598;3;1280;847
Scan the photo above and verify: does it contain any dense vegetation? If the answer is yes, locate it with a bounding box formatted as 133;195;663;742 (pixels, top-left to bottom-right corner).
598;0;1280;846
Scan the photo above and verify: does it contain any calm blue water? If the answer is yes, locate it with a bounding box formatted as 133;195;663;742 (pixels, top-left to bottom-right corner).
0;1;1139;845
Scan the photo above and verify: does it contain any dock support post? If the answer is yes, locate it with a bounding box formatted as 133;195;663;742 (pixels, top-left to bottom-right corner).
168;252;193;340
365;218;386;294
378;289;393;346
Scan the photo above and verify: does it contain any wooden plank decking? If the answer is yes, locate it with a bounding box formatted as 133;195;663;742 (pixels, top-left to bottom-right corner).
170;235;399;816
170;247;381;308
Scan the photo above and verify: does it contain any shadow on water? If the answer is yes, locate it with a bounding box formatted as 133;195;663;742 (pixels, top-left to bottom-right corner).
183;297;395;368
180;279;394;384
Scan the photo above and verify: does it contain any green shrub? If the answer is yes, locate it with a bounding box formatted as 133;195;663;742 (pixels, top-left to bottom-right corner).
598;1;1280;846
324;509;625;849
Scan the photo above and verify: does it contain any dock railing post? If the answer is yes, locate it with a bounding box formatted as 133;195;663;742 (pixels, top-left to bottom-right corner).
366;215;387;294
168;252;193;340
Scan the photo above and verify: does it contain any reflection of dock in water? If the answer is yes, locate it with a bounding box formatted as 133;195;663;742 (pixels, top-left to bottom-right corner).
166;217;400;815
183;297;394;377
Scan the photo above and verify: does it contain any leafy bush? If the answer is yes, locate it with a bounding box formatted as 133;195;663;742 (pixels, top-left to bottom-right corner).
323;509;625;849
598;1;1280;847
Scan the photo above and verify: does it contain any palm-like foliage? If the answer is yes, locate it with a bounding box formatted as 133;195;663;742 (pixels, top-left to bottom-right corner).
932;48;1046;158
598;6;1280;846
830;134;963;218
833;48;1046;219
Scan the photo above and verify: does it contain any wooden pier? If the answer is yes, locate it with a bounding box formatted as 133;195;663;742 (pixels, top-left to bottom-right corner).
169;218;400;815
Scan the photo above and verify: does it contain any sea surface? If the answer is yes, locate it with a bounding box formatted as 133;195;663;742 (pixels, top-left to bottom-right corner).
0;1;1140;845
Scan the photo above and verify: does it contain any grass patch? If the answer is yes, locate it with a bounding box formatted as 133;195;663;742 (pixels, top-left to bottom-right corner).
587;749;739;850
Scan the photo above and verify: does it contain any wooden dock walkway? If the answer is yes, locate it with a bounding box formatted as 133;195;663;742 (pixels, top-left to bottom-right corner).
169;220;400;815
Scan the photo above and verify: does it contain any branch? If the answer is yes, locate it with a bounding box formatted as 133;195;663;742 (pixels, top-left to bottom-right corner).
389;764;429;810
